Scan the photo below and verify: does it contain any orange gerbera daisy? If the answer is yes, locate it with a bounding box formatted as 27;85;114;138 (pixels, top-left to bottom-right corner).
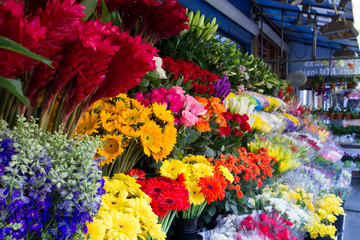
198;175;224;204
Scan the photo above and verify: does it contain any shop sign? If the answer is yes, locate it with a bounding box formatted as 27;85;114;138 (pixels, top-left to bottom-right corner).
291;59;360;77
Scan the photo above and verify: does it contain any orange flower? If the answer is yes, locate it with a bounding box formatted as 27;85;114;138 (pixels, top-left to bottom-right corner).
198;175;224;204
210;97;226;114
234;176;240;183
236;190;244;198
195;117;211;132
257;178;263;188
234;185;241;191
215;115;228;127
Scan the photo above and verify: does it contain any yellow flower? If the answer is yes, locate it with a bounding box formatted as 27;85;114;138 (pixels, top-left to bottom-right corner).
190;163;214;179
87;99;103;111
126;198;158;222
141;221;166;240
97;134;124;166
182;155;210;165
161;124;177;154
102;193;128;212
85;218;106;240
100;110;117;132
152;102;175;123
75;112;99;135
131;99;146;111
140;121;163;156
119;109;143;125
218;165;234;183
114;93;131;107
160;159;186;179
186;181;205;206
118;125;141;137
112;173;150;201
152;148;170;162
103;211;141;240
104;178;127;195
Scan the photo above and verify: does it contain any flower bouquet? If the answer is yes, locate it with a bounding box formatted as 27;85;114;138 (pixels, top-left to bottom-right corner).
0;0;158;135
0;117;104;239
76;94;177;176
139;175;190;233
85;173;166;240
158;155;234;219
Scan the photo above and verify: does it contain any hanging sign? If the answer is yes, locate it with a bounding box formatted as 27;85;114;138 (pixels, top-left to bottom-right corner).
291;59;360;77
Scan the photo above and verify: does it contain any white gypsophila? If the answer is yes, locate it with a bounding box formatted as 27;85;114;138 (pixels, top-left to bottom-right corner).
210;233;233;240
264;206;273;212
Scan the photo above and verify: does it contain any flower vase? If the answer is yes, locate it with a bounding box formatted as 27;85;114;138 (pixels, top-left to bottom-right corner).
344;160;352;167
334;213;345;234
328;113;335;120
313;83;321;90
173;217;202;240
330;83;336;89
356;161;360;168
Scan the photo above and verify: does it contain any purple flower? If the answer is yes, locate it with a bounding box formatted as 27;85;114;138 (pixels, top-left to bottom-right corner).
213;74;231;100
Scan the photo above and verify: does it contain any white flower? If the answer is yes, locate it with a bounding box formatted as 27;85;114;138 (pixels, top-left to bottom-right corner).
239;65;246;72
153;57;167;79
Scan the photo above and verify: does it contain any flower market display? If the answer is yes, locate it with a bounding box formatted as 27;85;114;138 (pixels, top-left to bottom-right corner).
0;0;352;240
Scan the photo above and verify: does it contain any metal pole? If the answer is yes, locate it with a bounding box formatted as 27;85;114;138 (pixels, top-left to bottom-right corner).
261;7;264;60
312;20;317;60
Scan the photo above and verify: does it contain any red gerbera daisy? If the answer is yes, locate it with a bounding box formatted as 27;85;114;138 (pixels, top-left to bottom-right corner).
126;168;146;180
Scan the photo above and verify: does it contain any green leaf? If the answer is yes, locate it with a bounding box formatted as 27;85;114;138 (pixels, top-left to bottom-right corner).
101;0;110;22
230;204;238;214
0;37;52;67
0;77;29;107
185;129;200;144
225;201;230;212
80;0;98;21
184;80;193;91
204;146;215;158
139;78;150;88
208;204;216;216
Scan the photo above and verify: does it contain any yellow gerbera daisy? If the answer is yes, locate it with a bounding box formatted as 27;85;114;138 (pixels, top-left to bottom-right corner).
119;109;144;125
85;218;106;240
103;178;128;195
140;121;163;157
97;134;124;166
186;181;206;206
161;124;177;154
132;99;146;111
102;193;128;211
103;211;141;240
141;221;166;240
118;125;141;137
112;173;151;201
152;102;174;123
218;165;234;183
190;163;214;178
160;159;186;179
126;198;158;222
75;112;99;135
182;154;210;165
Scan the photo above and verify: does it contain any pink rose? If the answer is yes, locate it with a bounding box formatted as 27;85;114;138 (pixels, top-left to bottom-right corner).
169;86;186;102
183;95;207;116
150;88;166;104
179;110;198;127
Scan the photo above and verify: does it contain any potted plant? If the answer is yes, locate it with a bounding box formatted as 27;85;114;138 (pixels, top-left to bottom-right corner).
343;107;352;120
313;74;325;90
354;154;360;168
339;76;346;88
328;107;335;120
335;109;344;120
347;75;358;89
352;112;359;119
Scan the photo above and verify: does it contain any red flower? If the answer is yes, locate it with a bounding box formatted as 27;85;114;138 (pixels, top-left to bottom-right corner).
217;126;231;136
223;111;234;120
126;168;146;180
90;33;157;104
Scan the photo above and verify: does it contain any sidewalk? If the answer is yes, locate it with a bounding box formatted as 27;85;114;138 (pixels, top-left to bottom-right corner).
343;175;360;240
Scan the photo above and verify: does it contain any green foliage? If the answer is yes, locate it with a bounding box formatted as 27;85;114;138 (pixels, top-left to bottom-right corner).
328;124;360;136
79;0;98;21
0;77;29;107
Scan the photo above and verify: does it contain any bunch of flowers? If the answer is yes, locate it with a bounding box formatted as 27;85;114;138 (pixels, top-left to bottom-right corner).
305;194;344;239
134;86;207;127
0;117;104;239
139;175;190;233
248;135;302;173
85;173;166;240
264;96;287;112
290;105;312;119
243;91;270;110
282;113;300;133
208;212;302;240
75;94;177;175
223;92;258;116
276;166;335;200
162;56;220;95
213;74;232;100
159;155;234;218
236;213;300;240
256;192;310;228
101;0;189;45
208;147;277;215
250;112;285;134
0;0;158;135
292;133;322;152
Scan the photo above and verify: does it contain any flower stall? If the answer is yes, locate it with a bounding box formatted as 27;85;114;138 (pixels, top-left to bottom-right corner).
0;1;352;240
